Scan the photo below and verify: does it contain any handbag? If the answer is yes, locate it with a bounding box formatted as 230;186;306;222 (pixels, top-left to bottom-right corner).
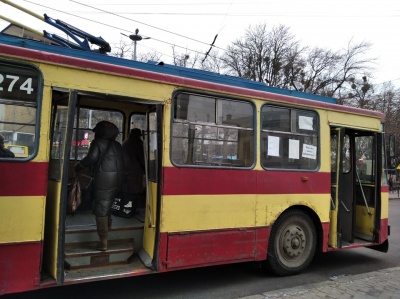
67;176;81;213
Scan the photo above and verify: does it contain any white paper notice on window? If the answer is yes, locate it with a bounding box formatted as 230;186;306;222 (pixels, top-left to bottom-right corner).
289;139;300;159
268;136;280;157
302;144;317;159
299;116;313;131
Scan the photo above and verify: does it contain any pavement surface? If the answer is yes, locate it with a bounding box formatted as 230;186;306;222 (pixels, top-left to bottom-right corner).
242;192;400;299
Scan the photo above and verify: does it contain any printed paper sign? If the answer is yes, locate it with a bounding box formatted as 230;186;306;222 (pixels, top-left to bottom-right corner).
302;144;317;159
268;136;280;157
289;139;300;159
299;116;314;131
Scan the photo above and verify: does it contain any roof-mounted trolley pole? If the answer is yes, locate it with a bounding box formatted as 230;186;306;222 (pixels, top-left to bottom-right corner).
0;0;111;53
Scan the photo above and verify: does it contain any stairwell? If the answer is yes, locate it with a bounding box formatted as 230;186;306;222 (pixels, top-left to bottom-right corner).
64;212;144;270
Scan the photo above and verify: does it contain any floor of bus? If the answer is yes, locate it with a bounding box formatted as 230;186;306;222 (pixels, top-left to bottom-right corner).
65;209;145;230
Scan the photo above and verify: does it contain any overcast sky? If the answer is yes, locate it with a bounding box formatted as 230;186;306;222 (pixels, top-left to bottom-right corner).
1;0;399;88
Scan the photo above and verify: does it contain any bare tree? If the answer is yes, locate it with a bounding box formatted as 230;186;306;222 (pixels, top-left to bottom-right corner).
110;38;132;58
371;83;400;155
200;49;223;73
137;51;162;63
221;24;301;86
221;24;376;103
301;40;375;99
344;76;374;108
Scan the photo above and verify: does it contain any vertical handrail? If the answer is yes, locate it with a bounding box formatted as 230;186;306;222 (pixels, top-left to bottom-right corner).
355;168;372;215
143;131;154;228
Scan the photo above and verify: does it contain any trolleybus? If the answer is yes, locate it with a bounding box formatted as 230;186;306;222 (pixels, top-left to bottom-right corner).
0;6;390;295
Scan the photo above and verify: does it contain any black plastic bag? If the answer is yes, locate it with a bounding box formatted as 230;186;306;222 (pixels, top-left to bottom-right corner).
111;196;134;218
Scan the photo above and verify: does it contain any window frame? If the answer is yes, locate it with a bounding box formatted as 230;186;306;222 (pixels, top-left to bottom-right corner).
0;60;43;162
260;104;320;171
170;90;256;169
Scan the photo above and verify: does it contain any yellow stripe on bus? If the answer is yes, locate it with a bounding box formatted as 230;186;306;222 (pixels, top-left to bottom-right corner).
381;192;389;218
0;196;45;243
161;193;330;233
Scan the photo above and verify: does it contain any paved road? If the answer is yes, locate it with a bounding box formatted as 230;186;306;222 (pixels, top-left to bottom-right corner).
244;267;400;299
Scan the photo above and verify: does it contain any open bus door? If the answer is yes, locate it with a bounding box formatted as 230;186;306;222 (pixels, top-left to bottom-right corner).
139;105;163;267
330;128;345;248
43;89;77;284
330;127;382;249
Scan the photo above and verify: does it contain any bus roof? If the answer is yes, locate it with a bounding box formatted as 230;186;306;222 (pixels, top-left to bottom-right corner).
0;33;337;104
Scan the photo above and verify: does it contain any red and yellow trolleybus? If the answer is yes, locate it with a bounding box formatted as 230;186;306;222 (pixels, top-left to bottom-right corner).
0;6;390;296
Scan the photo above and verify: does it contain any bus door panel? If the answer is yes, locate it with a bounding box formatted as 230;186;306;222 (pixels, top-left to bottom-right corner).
330;128;354;247
141;105;162;267
43;90;76;284
329;128;342;248
354;132;380;241
338;132;354;244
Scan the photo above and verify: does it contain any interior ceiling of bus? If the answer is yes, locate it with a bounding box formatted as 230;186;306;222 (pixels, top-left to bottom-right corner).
52;88;157;110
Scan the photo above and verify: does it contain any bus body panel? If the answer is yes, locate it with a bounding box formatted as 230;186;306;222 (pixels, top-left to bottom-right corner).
0;31;389;295
0;242;42;295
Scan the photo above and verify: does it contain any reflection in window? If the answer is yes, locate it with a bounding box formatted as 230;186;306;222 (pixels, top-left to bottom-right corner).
0;62;40;160
342;135;351;173
68;108;123;160
261;105;319;170
148;112;157;181
171;93;254;167
356;135;375;182
130;114;146;131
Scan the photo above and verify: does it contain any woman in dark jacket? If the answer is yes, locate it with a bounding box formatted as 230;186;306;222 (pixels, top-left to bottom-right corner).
122;128;145;213
75;121;124;251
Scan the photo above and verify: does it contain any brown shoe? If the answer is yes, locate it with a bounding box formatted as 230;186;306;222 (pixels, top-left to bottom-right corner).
96;216;108;251
96;239;108;251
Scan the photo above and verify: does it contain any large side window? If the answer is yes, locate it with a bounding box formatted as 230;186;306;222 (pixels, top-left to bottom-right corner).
261;105;319;170
130;113;146;131
171;92;255;167
69;108;123;160
0;60;41;160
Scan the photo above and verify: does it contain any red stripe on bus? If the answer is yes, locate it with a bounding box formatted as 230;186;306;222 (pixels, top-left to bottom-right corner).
380;218;389;243
157;227;269;271
0;162;48;196
0;44;383;120
162;167;331;195
0;241;42;294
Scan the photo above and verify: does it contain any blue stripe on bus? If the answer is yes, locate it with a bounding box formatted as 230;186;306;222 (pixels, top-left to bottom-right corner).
0;34;336;104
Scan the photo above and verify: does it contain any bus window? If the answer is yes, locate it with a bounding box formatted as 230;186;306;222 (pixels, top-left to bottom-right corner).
0;60;41;160
130;113;146;131
261;105;319;170
356;135;375;182
171;92;255;167
70;108;123;160
4;144;29;158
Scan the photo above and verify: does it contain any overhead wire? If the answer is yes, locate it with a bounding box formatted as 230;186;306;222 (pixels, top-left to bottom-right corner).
9;1;400;87
18;0;223;61
69;0;226;51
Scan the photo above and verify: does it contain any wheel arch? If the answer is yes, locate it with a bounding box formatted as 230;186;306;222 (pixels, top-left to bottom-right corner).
272;204;324;254
263;204;323;276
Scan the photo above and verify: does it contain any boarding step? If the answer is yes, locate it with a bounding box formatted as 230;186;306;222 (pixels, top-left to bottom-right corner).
64;238;134;270
65;225;144;251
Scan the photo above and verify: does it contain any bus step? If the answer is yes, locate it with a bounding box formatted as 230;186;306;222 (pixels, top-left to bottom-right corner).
65;225;143;246
64;238;134;270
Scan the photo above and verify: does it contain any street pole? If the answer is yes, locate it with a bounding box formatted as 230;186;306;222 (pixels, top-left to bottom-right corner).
129;29;150;61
